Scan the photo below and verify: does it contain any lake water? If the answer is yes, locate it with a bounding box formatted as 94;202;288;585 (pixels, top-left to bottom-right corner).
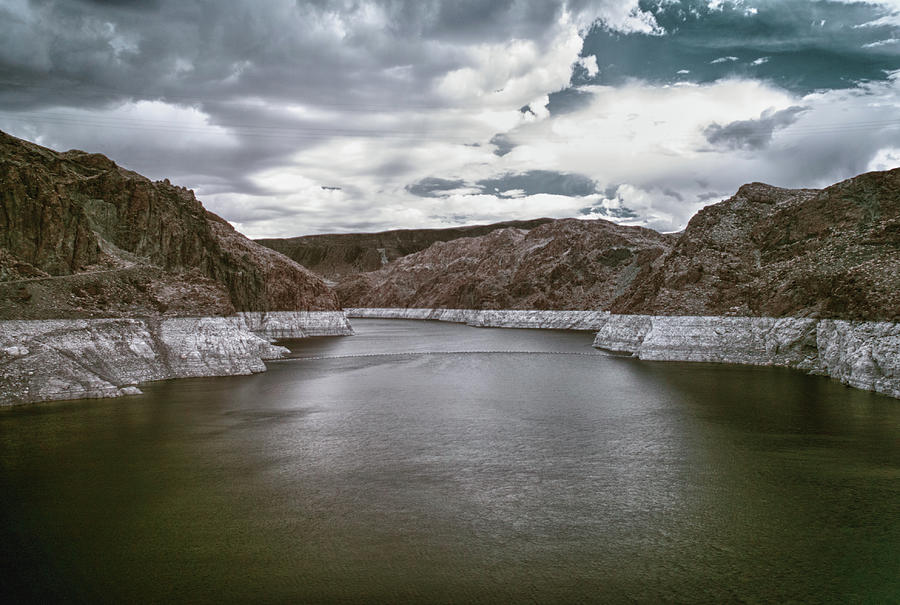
1;319;898;603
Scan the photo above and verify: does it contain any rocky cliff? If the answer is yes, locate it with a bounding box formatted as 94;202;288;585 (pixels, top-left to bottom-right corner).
0;130;339;319
611;169;900;320
255;218;554;279
336;219;674;309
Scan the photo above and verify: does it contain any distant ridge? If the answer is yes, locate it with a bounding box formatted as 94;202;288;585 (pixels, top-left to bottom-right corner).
333;169;900;321
255;218;555;279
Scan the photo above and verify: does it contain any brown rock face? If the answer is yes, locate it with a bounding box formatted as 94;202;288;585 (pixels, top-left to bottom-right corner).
611;169;900;321
255;218;555;279
334;168;898;321
336;219;674;310
0;131;339;319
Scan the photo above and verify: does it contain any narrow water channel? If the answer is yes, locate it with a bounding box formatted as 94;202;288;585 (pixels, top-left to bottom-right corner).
1;319;897;603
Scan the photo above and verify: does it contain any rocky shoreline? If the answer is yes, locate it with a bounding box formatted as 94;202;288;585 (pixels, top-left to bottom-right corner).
593;314;900;399
345;308;611;330
346;308;900;399
4;308;897;404
0;311;352;405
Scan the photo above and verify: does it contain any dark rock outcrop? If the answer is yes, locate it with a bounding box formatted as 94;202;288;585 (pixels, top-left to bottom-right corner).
256;218;555;279
611;169;900;321
0;131;339;319
336;218;674;309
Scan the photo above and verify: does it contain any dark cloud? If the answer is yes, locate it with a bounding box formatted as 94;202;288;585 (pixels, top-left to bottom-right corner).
661;187;683;201
475;170;598;197
429;214;473;223
489;133;516;156
407;170;600;199
0;0;596;203
426;0;562;43
696;191;725;202
579;204;639;219
576;0;900;94
406;177;467;197
546;87;594;115
76;0;162;8
704;105;807;149
0;0;579;113
1;0;897;238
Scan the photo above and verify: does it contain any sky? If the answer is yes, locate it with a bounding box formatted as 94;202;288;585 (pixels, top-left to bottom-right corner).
1;0;899;237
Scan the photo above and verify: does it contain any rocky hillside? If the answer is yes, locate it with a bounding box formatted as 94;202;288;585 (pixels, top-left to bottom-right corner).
611;169;900;321
334;168;898;321
336;218;674;309
256;218;554;279
0;131;338;319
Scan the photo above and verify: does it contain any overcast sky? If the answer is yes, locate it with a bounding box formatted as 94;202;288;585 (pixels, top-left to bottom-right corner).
2;0;899;237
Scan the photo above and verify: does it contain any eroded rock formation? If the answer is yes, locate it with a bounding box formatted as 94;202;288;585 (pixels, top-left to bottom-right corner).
0;130;339;319
611;170;900;320
336;219;674;310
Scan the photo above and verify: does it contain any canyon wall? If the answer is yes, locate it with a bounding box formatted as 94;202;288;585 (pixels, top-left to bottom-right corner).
610;171;900;321
0;130;340;319
256;219;554;279
337;219;673;310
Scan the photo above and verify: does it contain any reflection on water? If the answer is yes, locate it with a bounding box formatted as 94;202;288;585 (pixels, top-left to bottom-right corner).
1;319;898;603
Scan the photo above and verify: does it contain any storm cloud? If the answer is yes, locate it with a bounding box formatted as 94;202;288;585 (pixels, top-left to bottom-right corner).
704;106;808;150
0;0;898;236
408;170;598;199
475;170;598;198
406;177;469;197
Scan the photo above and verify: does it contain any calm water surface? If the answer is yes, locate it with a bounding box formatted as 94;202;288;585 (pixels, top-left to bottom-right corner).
1;319;898;603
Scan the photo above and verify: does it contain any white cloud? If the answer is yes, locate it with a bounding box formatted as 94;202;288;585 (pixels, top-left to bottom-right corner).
0;101;237;180
863;38;899;47
855;13;900;28
579;55;600;77
867;146;900;170
199;70;900;237
435;14;583;109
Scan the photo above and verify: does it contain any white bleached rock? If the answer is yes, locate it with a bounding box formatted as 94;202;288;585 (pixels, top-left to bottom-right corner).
593;314;899;399
227;311;353;339
0;312;353;406
816;320;900;399
345;308;610;330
